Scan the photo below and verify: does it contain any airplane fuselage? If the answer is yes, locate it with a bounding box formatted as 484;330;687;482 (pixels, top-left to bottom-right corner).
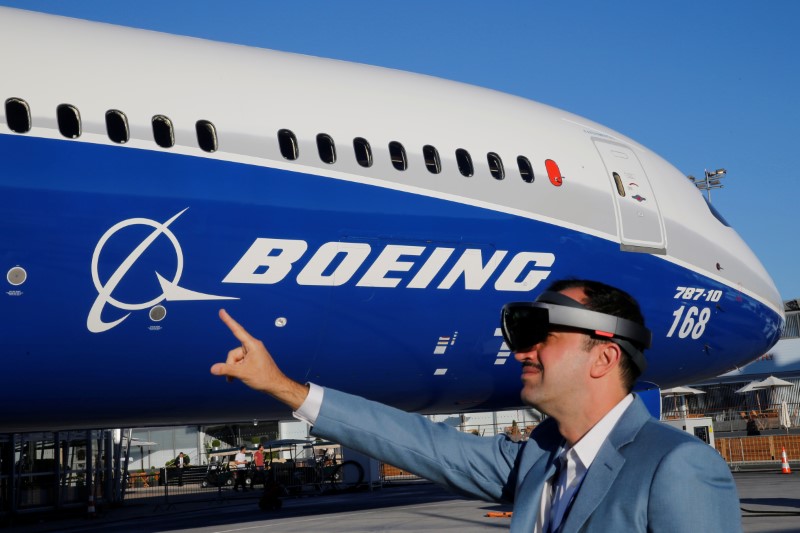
0;8;784;432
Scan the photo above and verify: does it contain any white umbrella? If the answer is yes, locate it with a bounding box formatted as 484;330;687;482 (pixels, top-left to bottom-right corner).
735;380;766;412
661;386;705;418
754;376;793;388
780;401;792;432
661;386;706;396
122;437;158;470
755;376;794;409
735;381;765;394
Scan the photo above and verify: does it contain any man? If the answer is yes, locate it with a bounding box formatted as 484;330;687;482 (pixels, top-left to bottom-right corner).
173;451;189;486
211;279;741;532
253;444;266;487
233;445;248;491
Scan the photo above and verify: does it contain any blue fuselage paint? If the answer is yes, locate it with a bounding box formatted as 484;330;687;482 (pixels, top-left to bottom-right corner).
0;134;783;430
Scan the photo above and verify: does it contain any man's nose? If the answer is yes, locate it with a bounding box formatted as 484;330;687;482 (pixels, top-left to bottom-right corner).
513;346;537;362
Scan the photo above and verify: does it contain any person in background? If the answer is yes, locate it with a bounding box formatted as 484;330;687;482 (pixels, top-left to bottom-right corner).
173;452;189;486
233;445;249;491
253;444;266;487
746;410;762;436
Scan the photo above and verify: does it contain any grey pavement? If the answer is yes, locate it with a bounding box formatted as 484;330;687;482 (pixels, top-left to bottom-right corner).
6;471;800;532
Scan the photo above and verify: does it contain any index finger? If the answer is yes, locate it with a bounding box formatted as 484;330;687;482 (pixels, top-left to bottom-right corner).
218;309;255;345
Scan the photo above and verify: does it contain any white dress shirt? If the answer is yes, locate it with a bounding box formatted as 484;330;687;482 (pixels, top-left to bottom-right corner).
535;394;634;533
293;382;325;425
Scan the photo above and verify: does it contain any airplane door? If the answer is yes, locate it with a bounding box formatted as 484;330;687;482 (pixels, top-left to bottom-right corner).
594;140;666;254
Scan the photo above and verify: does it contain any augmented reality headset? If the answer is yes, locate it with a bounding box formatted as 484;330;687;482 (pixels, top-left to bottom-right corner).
500;291;652;373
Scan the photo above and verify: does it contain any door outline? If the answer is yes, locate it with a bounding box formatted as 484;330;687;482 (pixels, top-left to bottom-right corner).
593;139;666;254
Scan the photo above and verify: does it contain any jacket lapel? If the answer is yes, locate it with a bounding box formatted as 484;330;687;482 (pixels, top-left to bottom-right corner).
559;395;652;533
510;418;564;532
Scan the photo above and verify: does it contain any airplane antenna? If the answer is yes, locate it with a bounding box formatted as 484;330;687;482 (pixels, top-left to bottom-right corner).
688;168;727;203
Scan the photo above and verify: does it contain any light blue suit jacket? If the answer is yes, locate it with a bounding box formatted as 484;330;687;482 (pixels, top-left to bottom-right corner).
312;389;741;532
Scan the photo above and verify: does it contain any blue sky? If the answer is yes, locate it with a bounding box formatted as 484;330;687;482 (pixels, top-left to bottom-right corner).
3;0;799;299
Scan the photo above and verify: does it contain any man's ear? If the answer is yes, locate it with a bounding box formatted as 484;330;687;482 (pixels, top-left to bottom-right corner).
589;341;622;379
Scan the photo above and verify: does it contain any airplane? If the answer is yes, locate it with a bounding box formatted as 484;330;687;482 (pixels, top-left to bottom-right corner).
0;7;784;433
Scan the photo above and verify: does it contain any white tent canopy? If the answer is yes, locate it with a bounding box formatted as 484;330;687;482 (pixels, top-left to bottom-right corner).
735;381;765;394
755;376;793;388
661;386;706;396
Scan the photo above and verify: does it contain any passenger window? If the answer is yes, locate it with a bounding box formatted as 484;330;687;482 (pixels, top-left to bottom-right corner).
5;98;31;134
353;137;372;167
278;129;299;160
423;145;441;174
317;133;336;164
487;152;504;180
196;120;218;153
57;104;81;139
456;148;473;177
612;172;626;197
152;115;175;148
105;110;129;144
517;156;534;183
389;141;407;171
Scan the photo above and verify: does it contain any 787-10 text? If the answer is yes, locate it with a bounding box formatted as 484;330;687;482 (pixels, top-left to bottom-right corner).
674;287;722;302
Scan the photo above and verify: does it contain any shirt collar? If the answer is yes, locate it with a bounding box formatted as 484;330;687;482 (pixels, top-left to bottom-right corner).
566;393;633;470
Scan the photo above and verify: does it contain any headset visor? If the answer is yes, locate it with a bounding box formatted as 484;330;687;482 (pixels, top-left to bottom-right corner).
500;291;651;372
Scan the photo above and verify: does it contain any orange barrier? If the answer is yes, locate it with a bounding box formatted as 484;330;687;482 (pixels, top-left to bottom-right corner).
716;435;800;464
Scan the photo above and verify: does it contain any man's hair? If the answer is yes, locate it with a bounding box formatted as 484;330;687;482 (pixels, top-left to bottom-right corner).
546;279;646;391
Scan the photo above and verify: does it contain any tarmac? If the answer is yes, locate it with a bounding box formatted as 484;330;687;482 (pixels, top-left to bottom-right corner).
5;470;800;532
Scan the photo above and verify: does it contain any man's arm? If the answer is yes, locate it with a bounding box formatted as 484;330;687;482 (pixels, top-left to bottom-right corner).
210;309;521;503
313;387;521;502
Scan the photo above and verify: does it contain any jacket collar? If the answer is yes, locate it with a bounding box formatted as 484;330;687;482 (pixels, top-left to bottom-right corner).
509;394;651;533
558;394;651;533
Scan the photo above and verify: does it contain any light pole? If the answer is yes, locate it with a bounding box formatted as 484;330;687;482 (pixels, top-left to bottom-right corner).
688;168;726;203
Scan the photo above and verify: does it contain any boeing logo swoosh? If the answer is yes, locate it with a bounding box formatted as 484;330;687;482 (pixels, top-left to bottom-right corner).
87;208;237;333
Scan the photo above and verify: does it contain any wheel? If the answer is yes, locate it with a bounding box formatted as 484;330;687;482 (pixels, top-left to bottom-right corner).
328;460;364;491
226;477;233;486
201;480;208;488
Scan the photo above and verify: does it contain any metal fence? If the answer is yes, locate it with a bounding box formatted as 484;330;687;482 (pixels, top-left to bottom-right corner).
716;435;800;469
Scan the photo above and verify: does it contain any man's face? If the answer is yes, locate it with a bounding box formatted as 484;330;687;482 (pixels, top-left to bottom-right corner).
513;288;593;412
514;328;592;412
